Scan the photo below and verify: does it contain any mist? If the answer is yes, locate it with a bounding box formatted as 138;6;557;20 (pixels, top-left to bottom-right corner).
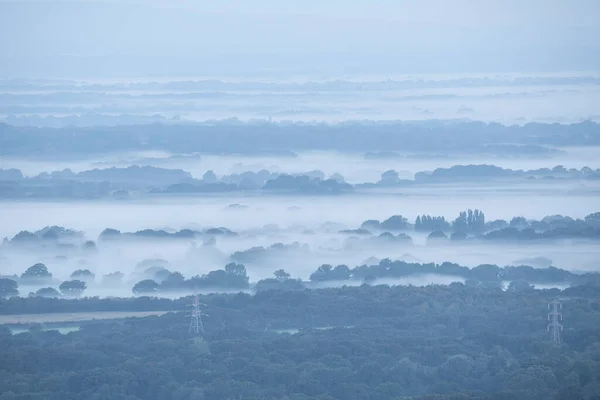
1;2;600;399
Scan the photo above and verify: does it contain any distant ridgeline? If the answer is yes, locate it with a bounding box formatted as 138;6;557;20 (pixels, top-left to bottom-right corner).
0;163;598;199
412;164;600;183
1;120;599;155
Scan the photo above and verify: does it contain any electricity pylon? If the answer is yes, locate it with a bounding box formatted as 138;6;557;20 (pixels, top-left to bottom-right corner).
547;299;563;346
189;294;207;335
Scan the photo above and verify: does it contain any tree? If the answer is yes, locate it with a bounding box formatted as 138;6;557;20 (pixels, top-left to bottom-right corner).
427;231;448;242
203;170;218;183
274;269;291;281
225;263;248;278
255;278;304;292
21;263;52;282
310;264;333;282
32;287;60;298
59;280;86;298
197;270;228;287
584;212;600;227
379;170;400;185
10;231;38;245
471;264;501;281
331;265;352;280
133;280;160;295
380;215;409;231
452;209;485;233
510;216;529;228
0;278;18;298
453;211;468;233
416;215;450;232
144;267;171;282
330;173;345;183
82;240;97;252
98;228;121;241
70;269;95;283
438;354;473;381
508;280;534;292
160;272;185;291
360;220;381;230
224;263;249;287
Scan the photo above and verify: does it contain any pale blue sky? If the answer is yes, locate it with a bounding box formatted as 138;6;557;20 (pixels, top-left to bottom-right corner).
0;0;598;78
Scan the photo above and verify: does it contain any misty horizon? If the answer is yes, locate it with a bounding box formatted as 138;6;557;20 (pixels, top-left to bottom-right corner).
1;2;599;399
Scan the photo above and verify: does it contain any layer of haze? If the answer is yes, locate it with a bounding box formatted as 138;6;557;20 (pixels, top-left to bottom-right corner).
2;76;599;124
1;174;599;296
0;0;598;298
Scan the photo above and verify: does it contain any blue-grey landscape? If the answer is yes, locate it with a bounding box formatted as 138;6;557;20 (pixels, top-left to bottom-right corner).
1;1;599;399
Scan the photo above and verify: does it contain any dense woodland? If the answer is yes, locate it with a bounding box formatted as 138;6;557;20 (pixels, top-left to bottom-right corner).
2;120;599;157
1;283;600;399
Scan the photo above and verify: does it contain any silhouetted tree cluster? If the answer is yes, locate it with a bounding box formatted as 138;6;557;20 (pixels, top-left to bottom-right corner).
452;209;486;233
59;280;87;298
0;278;18;298
307;258;587;287
415;215;450;232
19;263;53;284
31;287;61;298
132;263;250;295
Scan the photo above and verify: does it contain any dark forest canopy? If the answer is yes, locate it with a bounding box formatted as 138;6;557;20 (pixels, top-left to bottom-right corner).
1;120;599;156
1;283;600;399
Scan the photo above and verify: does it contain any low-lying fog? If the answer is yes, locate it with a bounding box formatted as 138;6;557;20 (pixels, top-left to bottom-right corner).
2;74;600;125
1;190;598;297
1;186;597;238
1;233;596;298
2;147;599;297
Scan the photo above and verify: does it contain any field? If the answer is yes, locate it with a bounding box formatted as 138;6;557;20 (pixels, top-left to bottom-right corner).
0;310;170;325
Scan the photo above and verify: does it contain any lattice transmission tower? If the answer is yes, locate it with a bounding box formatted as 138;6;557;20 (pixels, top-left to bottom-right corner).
547;299;563;346
189;294;207;335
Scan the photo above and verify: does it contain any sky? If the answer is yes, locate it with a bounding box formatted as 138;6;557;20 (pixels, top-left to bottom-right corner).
0;0;599;78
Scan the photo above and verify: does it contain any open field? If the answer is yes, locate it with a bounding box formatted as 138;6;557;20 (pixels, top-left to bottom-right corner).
0;310;170;325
